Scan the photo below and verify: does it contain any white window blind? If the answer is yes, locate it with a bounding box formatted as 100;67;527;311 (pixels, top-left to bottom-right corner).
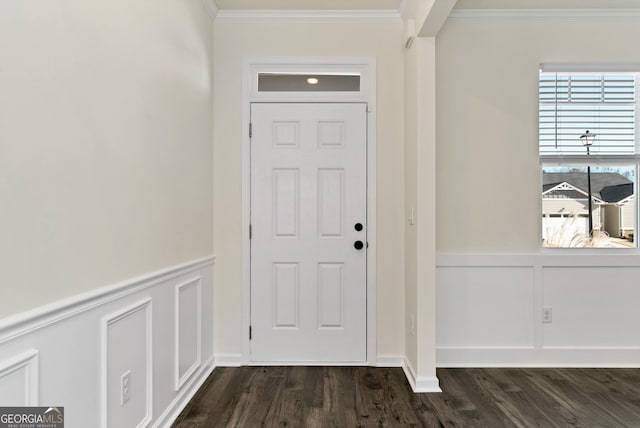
539;72;637;155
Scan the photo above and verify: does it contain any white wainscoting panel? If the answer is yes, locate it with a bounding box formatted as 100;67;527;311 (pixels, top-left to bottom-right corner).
0;256;214;428
174;278;202;391
543;267;640;348
437;254;640;367
437;267;535;348
0;350;38;406
102;299;153;428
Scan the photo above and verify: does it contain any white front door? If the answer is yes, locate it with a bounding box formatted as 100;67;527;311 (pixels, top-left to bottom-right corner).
250;103;367;362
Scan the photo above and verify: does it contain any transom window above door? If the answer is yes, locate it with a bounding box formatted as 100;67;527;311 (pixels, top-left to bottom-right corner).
258;73;360;92
245;58;374;103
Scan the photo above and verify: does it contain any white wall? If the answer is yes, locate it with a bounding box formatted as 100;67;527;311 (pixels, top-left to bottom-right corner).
436;18;640;252
435;17;640;366
0;0;214;317
213;20;406;360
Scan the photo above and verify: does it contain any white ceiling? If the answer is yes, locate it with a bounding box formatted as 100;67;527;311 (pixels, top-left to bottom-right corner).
213;0;640;11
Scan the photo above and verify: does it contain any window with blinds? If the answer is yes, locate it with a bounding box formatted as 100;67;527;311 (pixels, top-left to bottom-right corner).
539;67;639;248
539;73;637;155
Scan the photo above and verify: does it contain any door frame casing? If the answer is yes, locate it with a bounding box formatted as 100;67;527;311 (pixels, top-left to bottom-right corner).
241;57;377;365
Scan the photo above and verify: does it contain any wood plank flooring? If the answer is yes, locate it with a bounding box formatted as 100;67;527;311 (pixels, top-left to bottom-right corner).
172;367;640;427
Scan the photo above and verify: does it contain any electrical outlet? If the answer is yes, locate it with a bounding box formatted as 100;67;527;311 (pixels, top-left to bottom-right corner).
542;307;553;324
121;371;131;406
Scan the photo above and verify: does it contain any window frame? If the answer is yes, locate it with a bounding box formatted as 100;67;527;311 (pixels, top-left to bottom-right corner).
539;63;640;250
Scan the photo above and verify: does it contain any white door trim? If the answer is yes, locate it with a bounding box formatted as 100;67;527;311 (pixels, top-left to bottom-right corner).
241;56;377;365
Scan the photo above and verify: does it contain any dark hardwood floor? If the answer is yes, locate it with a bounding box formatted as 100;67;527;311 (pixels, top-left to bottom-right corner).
173;366;640;427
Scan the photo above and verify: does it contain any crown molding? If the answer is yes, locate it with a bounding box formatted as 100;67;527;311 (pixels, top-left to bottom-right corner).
215;9;402;23
201;0;218;20
448;8;640;23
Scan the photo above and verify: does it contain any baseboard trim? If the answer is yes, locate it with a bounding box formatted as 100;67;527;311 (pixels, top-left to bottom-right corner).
219;354;405;368
152;356;216;428
0;256;215;345
221;353;405;368
246;361;369;366
438;363;640;368
215;353;443;392
214;354;242;367
376;355;404;367
402;357;441;393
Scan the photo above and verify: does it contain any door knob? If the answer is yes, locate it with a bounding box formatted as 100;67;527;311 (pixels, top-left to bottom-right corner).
354;223;363;231
354;240;364;250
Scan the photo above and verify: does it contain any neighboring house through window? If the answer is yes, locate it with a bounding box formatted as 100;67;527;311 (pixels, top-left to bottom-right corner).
539;64;639;248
